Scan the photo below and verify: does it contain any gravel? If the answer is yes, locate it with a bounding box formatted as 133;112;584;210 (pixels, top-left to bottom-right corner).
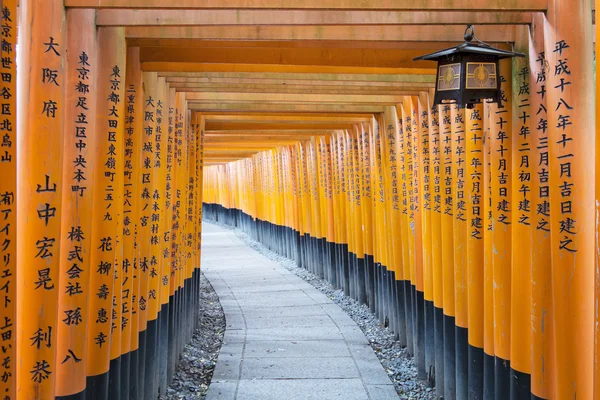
160;272;226;400
214;221;435;400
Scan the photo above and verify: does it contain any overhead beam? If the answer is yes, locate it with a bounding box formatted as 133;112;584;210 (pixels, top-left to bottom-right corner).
205;130;335;136
204;158;250;163
66;0;548;11
204;122;357;130
139;46;438;69
186;92;406;104
202;113;374;122
204;139;303;145
97;10;533;26
128;39;506;49
171;84;426;95
204;147;282;152
126;25;518;42
187;103;386;113
205;137;312;143
204;152;272;157
164;76;434;87
160;71;436;83
144;62;435;74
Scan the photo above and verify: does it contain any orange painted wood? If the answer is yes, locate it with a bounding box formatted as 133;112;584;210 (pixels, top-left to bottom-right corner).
55;9;97;396
17;0;65;397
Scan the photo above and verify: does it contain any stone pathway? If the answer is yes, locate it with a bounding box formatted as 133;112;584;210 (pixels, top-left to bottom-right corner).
202;222;398;400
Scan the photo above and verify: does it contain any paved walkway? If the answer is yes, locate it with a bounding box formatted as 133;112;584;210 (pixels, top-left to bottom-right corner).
202;222;398;400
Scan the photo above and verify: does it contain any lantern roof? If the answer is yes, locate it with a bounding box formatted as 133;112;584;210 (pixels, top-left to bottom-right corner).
413;25;525;61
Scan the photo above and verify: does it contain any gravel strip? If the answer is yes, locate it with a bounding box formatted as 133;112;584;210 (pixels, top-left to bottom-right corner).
161;272;226;400
211;221;435;400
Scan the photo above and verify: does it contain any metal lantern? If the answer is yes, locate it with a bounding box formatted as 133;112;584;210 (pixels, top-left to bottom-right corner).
414;25;525;108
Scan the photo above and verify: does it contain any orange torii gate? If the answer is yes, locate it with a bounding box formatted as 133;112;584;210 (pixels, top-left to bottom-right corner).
1;0;598;399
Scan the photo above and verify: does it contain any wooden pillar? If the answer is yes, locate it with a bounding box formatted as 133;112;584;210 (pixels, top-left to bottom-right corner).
596;0;600;397
360;124;375;313
138;71;157;399
84;26;125;400
17;0;65;398
55;9;96;399
451;104;468;398
122;45;143;400
510;25;533;398
331;134;341;287
527;13;553;400
167;91;181;383
439;103;456;399
409;97;426;379
483;101;495;399
108;40;126;400
372;118;386;323
157;79;172;396
417;93;435;386
544;0;595;398
382;105;403;339
0;1;16;398
143;74;166;399
427;92;444;399
490;57;513;399
466;103;485;399
398;102;415;355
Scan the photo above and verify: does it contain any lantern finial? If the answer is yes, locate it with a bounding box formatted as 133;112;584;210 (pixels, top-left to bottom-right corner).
464;25;475;43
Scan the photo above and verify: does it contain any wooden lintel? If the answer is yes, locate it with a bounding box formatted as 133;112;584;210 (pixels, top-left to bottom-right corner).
204;136;316;142
144;62;435;75
202;113;373;122
161;71;436;83
187;103;386;113
204;147;281;152
97;10;533;26
127;39;506;50
205;130;335;135
204;122;358;131
66;0;548;11
173;85;424;95
164;77;434;87
185;92;406;104
126;25;518;42
204;139;303;145
139;46;438;69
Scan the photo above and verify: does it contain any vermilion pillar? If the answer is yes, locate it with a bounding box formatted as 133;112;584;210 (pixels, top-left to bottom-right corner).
417;93;434;385
528;13;553;400
427;92;444;400
451;104;468;398
466;103;485;399
544;1;595;398
510;25;533;398
0;1;16;398
596;0;600;396
85;27;125;400
55;9;96;399
490;57;513;399
17;0;65;398
439;103;456;399
398;102;415;355
483;101;495;399
138;71;157;399
157;79;172;396
123;46;143;400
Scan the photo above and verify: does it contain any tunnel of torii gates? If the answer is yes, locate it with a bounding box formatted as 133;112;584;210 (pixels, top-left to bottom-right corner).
0;0;599;399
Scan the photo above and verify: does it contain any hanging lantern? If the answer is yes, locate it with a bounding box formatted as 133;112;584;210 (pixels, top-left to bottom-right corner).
414;25;525;108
